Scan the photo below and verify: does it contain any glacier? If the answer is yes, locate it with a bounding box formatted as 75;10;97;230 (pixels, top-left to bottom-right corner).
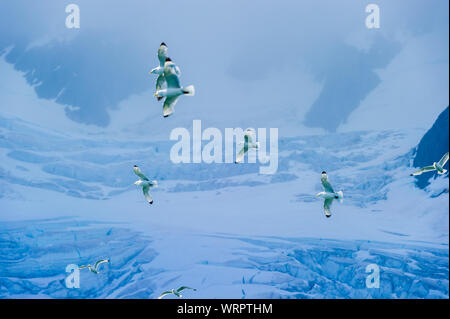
0;111;448;299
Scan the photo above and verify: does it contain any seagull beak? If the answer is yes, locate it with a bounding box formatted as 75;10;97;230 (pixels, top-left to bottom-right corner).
153;93;158;97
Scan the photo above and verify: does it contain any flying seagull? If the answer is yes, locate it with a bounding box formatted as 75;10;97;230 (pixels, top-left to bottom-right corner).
410;152;449;176
133;165;158;204
235;129;260;164
149;43;181;101
157;286;196;299
154;58;195;117
79;258;110;274
316;171;343;218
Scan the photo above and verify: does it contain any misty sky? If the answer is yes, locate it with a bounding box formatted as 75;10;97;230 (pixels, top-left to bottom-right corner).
0;0;448;134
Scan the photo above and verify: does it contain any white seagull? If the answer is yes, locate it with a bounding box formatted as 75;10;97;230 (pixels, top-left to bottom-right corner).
235;129;260;164
149;43;181;101
133;165;158;204
316;171;343;218
154;57;195;117
157;286;196;299
410;152;449;176
79;258;110;274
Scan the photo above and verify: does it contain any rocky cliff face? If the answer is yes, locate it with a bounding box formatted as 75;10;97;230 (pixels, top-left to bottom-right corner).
413;106;449;189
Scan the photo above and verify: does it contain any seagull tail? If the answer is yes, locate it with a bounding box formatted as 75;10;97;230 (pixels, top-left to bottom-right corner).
438;169;448;175
182;85;195;96
337;190;344;203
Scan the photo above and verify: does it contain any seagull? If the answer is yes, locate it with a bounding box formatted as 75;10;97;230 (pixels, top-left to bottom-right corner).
316;171;343;218
133;165;158;204
410;152;449;176
149;43;181;101
235;129;260;164
157;286;196;299
79;258;110;274
154;58;195;118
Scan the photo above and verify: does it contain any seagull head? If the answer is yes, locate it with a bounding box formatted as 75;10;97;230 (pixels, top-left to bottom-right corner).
245;128;255;137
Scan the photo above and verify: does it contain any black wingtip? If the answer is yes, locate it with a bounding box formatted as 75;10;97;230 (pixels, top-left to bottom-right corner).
165;57;172;62
322;171;327;174
160;42;167;47
134;165;138;167
163;115;169;118
326;215;331;218
149;201;153;205
157;96;163;101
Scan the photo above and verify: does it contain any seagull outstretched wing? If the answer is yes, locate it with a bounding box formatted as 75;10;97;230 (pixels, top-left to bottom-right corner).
134;165;149;181
324;198;333;218
94;259;110;271
163;96;179;117
143;184;153;204
176;286;196;293
235;147;246;163
158;43;168;67
244;131;253;144
321;174;335;193
438;152;449;167
410;165;435;176
158;291;173;299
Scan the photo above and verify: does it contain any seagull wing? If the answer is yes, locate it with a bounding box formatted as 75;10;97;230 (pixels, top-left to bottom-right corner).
157;291;173;299
176;286;196;293
438;152;449;167
163;96;179;117
235;147;246;163
78;265;90;269
175;65;181;77
321;175;335;193
324;198;333;218
164;63;181;89
244;132;253;144
134;166;149;181
143;184;153;204
411;166;436;176
158;44;168;67
94;259;110;271
156;74;166;92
